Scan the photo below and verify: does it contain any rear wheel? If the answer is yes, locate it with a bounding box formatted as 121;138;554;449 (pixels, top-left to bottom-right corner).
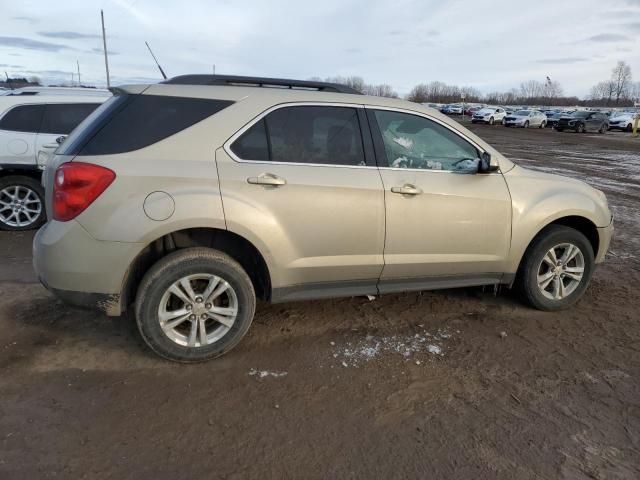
626;123;633;133
489;117;495;125
516;225;594;311
539;121;546;129
523;121;529;128
135;248;256;362
0;176;46;231
576;123;584;133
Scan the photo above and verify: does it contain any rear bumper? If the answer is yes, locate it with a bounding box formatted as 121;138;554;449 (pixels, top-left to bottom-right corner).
33;219;143;316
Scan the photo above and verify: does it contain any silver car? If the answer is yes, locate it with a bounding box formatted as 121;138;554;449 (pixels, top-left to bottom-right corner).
504;110;547;128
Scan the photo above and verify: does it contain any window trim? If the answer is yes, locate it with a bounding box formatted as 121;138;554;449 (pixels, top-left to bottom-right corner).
223;102;376;169
364;105;498;174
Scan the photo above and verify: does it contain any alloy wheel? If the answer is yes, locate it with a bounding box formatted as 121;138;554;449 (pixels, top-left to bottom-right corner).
0;185;42;228
158;273;239;347
537;243;585;301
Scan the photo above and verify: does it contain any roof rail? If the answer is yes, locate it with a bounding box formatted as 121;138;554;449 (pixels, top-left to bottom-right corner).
162;74;362;95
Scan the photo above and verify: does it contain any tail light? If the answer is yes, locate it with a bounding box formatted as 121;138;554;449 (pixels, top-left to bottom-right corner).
53;162;115;221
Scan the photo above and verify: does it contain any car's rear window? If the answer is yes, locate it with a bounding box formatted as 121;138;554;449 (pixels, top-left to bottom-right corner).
58;94;233;156
0;104;45;133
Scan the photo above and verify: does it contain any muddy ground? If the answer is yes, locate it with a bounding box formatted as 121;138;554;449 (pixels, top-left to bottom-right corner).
1;123;639;479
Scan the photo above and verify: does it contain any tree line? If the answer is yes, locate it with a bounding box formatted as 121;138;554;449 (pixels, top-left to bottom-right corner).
321;61;639;107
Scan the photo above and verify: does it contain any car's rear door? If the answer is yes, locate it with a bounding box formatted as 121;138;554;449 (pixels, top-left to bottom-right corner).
0;104;44;166
216;103;385;302
367;107;512;293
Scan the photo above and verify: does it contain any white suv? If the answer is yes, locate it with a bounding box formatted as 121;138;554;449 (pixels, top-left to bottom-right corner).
471;107;507;125
0;90;110;230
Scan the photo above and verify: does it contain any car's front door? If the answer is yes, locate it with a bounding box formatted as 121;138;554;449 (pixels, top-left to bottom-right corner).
367;107;512;293
217;104;385;301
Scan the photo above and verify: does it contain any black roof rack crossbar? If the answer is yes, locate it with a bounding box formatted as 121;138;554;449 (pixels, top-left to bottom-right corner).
162;74;362;95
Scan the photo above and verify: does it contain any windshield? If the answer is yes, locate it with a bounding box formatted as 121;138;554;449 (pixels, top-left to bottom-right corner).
515;110;530;116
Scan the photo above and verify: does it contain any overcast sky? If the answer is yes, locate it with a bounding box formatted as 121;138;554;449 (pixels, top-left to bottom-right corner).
1;0;639;98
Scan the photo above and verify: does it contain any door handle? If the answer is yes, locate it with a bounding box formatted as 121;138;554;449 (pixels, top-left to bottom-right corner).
247;173;286;186
391;184;422;195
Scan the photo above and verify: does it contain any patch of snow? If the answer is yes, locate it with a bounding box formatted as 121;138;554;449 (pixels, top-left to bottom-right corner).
248;369;288;379
333;328;453;367
426;344;441;355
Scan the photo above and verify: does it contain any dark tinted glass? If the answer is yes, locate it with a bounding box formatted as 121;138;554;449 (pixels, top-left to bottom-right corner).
60;95;233;156
230;119;269;160
0;104;45;133
266;106;365;165
40;103;101;134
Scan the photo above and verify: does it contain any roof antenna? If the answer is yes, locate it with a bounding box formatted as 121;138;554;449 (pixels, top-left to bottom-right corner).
145;41;167;80
5;71;14;90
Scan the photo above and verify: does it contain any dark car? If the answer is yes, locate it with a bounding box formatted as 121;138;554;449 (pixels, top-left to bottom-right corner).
556;111;608;133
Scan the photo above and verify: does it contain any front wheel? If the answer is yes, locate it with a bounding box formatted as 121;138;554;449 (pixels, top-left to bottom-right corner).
516;225;594;311
135;248;256;362
598;124;606;134
0;176;46;231
576;124;584;133
489;117;495;125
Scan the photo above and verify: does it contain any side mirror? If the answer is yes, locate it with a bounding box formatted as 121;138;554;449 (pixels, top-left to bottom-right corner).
479;152;499;173
55;135;66;145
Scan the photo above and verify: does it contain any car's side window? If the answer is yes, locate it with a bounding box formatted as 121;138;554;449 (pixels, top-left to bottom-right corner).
372;109;479;171
40;103;101;135
0;104;45;133
230;106;366;166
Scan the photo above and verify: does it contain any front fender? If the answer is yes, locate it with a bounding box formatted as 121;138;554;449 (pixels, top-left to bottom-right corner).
504;167;611;272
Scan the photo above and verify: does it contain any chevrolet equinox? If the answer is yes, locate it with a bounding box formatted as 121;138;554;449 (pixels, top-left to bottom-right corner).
33;75;614;362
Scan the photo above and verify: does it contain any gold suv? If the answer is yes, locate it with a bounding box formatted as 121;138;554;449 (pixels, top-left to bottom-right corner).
33;75;613;362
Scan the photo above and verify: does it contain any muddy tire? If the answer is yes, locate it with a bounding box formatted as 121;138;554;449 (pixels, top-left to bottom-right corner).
0;175;46;231
576;123;584;133
516;225;595;311
523;121;529;128
135;247;256;363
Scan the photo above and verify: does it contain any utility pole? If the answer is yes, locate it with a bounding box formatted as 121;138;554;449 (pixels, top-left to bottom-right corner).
212;64;216;75
77;60;81;86
101;9;111;88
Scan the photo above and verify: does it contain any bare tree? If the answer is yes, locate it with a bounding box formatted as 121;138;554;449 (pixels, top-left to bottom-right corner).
519;80;544;99
364;84;398;98
611;61;632;104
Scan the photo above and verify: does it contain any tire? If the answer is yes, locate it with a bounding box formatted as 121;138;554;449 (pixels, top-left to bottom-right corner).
556;128;564;132
501;118;506;125
489;117;495;125
523;121;529;128
576;123;584;133
135;247;256;363
626;123;633;133
598;124;606;134
539;121;546;129
515;225;595;311
0;175;46;231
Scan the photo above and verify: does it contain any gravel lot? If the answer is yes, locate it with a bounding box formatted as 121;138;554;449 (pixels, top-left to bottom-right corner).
1;122;639;479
